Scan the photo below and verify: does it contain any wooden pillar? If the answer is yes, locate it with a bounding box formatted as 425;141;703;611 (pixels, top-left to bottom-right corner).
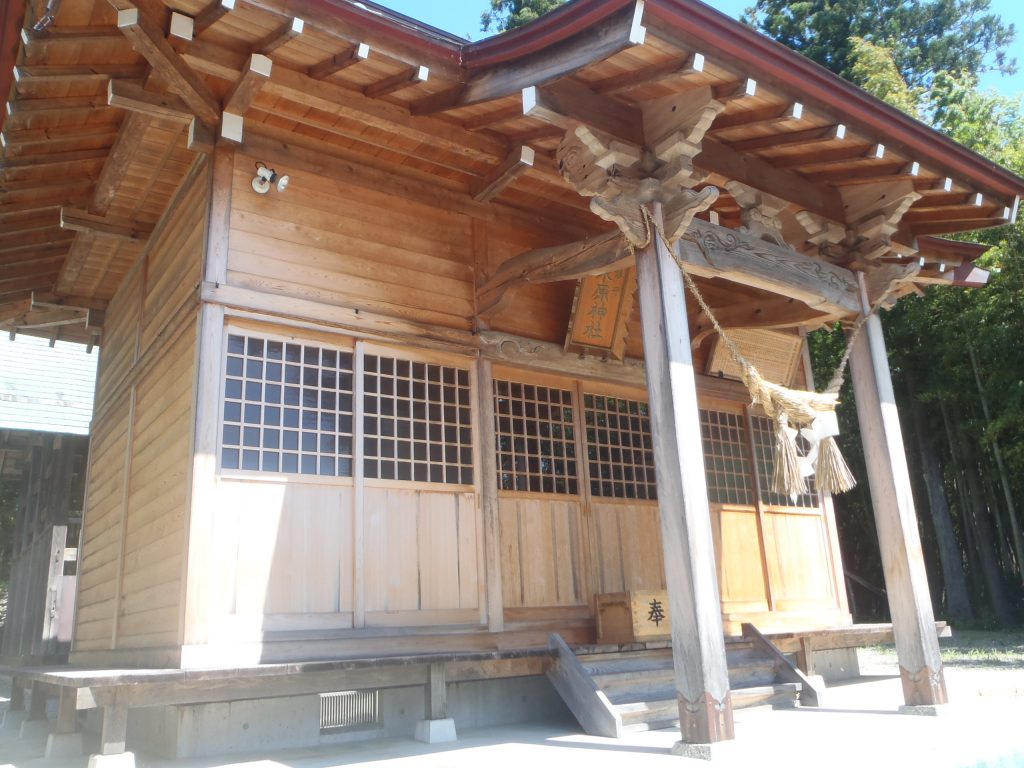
99;705;128;755
635;204;734;745
425;662;447;720
476;359;504;632
848;275;947;706
55;687;78;735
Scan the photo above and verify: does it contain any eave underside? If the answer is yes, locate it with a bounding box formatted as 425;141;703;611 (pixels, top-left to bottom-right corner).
1;0;1020;345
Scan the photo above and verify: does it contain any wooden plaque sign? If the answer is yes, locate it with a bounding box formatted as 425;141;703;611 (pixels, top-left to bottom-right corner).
564;268;636;361
707;329;803;386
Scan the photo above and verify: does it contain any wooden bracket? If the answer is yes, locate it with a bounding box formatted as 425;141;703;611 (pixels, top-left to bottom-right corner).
864;262;921;310
223;53;272;114
724;180;788;247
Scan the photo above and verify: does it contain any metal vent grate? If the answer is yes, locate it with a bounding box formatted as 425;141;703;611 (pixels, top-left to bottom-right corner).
319;690;380;733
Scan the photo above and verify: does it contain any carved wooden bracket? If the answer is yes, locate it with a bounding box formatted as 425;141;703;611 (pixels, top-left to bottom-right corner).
840;181;921;265
724;180;788;247
864;262;922;309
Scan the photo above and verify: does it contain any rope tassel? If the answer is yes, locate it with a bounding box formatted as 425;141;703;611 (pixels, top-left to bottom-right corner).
771;413;807;497
814;436;857;494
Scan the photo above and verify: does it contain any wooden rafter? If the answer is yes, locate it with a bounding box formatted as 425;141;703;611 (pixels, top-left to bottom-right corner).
590;52;704;95
116;6;221;126
1;125;119;148
725;125;842;153
107;79;193;122
255;17;303;54
471;146;534;202
523;81;644;147
223;54;273;115
364;65;429;99
307;43;369;80
193;0;234;35
60;208;154;241
13;64;147;84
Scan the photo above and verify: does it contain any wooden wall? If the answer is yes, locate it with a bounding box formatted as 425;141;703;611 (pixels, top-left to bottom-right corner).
72;158;209;663
226;154;477;331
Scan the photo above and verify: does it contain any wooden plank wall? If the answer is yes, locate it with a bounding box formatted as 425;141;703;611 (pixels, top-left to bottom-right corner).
226;154;476;331
72;158;209;659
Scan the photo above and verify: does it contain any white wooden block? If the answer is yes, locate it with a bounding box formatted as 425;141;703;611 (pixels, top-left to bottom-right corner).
169;12;194;40
221;112;243;143
414;718;457;743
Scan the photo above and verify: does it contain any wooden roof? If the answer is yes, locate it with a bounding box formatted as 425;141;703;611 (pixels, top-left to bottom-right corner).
2;0;1021;343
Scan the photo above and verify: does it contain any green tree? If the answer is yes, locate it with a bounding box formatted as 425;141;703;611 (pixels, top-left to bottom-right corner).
741;0;1016;90
480;0;565;33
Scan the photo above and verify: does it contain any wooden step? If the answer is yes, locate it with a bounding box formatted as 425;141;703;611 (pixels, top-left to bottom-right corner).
615;682;802;732
731;682;802;709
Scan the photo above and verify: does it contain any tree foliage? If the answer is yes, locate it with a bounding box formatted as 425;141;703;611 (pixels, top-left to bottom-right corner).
480;0;565;33
741;0;1016;90
805;32;1024;623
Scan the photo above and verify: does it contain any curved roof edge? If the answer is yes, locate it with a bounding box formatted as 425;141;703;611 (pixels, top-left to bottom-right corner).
323;0;1024;199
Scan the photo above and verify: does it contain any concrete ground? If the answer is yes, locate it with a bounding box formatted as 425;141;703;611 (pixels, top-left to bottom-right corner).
3;653;1024;768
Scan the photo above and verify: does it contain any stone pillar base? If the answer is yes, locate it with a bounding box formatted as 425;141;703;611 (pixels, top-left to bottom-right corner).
414;718;457;744
87;752;136;768
898;704;951;717
671;740;739;761
46;732;85;758
19;718;52;741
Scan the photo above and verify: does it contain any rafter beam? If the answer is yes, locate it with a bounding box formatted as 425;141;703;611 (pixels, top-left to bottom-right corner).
107;79;192;122
14;64;146;83
1;125;119;148
223;54;272;114
60;207;154;241
478;216;862;320
255;17;303;54
117;6;221;125
415;1;646;114
471;146;535;202
523;81;644;147
193;0;234;35
307;42;369;80
0;149;108;169
725;124;842;153
364;65;428;99
694;137;846;223
591;52;704;95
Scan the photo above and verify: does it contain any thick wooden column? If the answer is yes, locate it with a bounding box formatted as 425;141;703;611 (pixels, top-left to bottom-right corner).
635;205;734;745
848;275;947;706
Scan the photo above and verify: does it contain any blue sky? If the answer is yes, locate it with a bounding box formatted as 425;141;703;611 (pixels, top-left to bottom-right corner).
378;0;1024;98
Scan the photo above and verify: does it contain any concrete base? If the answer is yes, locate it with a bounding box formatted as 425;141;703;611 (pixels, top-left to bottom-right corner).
19;717;52;740
812;648;861;682
898;703;951;717
1;709;27;733
45;731;85;758
414;718;457;744
87;752;136;768
670;740;738;761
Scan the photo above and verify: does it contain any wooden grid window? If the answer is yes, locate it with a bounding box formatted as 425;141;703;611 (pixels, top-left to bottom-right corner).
751;415;820;508
363;354;473;484
494;379;578;494
221;333;355;476
699;409;755;506
583;394;658;500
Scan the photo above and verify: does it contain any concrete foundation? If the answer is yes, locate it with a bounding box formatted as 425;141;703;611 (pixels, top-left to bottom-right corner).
87;752;136;768
811;648;860;682
414;718;457;743
1;708;28;733
126;674;571;759
19;717;52;741
45;731;85;758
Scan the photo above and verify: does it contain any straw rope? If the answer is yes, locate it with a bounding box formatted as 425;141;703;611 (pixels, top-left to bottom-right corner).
628;205;867;495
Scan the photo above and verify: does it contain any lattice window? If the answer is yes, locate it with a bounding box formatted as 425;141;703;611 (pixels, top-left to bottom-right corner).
751;415;820;508
699;409;755;505
363;354;473;484
494;379;578;494
221;333;354;476
583;394;657;500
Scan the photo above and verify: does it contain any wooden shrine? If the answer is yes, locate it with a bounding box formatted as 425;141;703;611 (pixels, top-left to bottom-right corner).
1;0;1022;758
